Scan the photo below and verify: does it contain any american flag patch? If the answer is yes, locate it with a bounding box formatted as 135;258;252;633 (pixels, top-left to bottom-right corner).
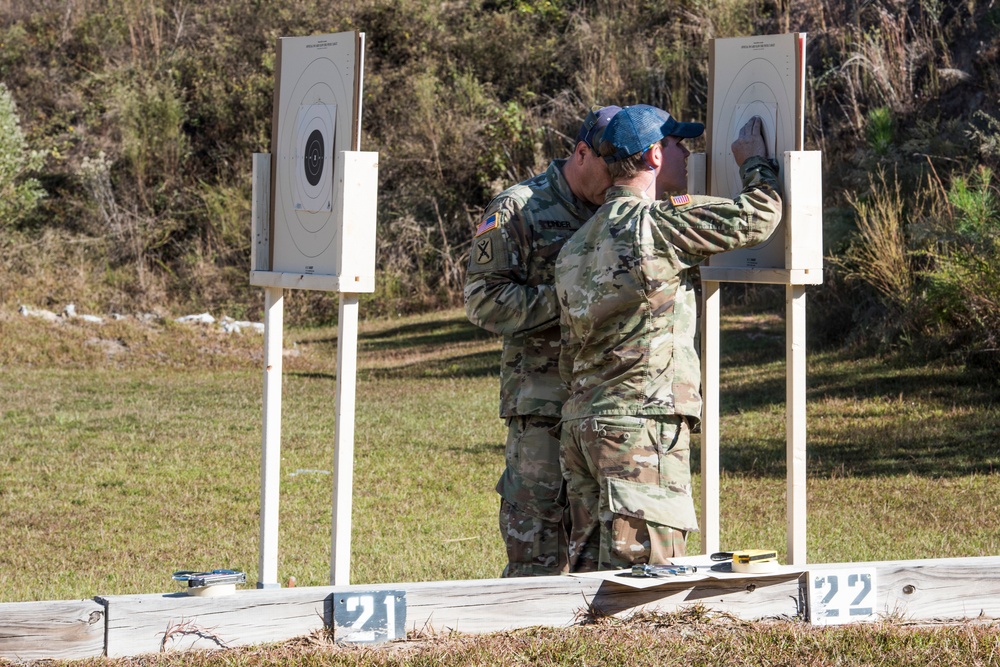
670;194;692;207
476;213;499;237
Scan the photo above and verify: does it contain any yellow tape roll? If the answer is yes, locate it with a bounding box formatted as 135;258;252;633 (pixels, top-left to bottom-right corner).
732;559;780;574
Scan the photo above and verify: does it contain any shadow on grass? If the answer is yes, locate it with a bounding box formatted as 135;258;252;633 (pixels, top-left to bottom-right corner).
718;359;998;416
362;349;500;381
699;325;1000;480
362;318;498;352
449;441;506;456
300;316;498;354
814;411;1000;477
287;351;501;381
694;404;1000;480
808;362;999;405
332;309;1000;480
288;371;337;381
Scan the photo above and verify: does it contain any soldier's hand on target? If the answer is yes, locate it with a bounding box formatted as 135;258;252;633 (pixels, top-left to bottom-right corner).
731;116;767;166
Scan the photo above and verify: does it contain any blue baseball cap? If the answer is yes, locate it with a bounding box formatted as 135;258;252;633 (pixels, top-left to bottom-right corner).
601;104;705;163
575;105;623;149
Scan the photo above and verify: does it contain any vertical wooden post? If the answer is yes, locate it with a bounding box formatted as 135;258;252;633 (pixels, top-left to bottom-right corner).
330;293;360;585
700;280;721;556
258;286;284;588
250;154;271;275
786;284;807;564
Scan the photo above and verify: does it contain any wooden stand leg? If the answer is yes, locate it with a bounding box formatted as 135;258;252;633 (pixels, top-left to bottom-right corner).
700;280;721;556
331;293;360;585
786;284;807;564
258;286;284;589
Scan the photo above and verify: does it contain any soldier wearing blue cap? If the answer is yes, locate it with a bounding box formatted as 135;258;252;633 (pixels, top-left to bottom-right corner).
465;105;623;577
554;107;782;571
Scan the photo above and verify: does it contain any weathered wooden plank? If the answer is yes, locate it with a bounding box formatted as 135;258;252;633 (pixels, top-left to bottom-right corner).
401;574;802;634
700;279;722;556
820;556;1000;621
99;573;802;657
18;556;1000;660
786;282;808;565
100;588;328;657
257;284;284;589
0;599;105;661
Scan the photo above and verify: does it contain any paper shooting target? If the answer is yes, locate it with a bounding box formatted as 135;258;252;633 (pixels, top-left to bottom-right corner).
707;34;805;271
270;33;362;274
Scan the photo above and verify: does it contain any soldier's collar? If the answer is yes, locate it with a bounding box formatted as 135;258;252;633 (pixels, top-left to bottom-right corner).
605;184;653;201
549;159;599;219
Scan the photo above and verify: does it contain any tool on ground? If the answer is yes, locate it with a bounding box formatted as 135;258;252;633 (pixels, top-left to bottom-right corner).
172;569;246;590
630;563;698;578
710;550;780;574
711;549;778;564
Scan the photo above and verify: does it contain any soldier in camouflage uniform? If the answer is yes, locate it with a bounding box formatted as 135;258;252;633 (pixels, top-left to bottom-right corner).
465;105;622;577
554;107;782;571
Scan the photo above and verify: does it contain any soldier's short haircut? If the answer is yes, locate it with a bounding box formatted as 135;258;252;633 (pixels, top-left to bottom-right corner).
599;139;649;180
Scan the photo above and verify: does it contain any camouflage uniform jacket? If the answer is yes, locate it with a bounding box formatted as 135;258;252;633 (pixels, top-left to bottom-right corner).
555;156;782;422
465;159;598;419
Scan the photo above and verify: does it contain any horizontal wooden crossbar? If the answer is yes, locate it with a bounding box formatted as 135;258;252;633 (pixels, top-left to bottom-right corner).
699;266;823;284
2;556;999;661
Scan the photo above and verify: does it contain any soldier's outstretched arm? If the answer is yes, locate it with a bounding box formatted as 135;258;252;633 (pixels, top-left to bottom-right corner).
649;156;783;263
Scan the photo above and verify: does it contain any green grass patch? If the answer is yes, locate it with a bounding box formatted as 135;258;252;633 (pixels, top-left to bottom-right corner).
1;305;998;606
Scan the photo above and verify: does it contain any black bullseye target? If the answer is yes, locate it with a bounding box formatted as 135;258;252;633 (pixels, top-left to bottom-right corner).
304;129;325;187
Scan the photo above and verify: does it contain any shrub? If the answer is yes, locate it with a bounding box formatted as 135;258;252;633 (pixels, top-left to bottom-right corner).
866;106;895;156
0;82;45;229
1;0;999;342
921;165;1000;352
115;73;190;208
842;169;914;310
833;159;1000;358
948;166;996;239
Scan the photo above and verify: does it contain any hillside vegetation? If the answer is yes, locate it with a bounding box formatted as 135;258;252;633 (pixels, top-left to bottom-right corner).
1;0;999;359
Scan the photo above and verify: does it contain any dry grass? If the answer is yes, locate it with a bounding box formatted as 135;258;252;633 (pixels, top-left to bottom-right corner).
23;610;1000;666
841;169;913;305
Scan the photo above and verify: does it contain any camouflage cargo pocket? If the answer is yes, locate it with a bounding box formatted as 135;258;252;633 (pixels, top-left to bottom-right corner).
590;415;658;484
656;417;692;493
606;476;699;533
496;466;567;522
496;417;566;521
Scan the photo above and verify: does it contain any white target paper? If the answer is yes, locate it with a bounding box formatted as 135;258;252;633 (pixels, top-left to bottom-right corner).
707;33;805;272
270;32;362;275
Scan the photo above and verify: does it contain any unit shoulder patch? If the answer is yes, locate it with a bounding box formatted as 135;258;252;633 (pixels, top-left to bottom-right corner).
468;228;511;274
474;235;495;265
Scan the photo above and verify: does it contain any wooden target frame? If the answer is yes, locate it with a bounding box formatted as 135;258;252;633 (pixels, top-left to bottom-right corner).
250;32;378;593
688;34;824;567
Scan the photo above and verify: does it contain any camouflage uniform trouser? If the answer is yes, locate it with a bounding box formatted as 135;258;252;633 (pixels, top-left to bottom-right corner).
559;415;699;572
495;415;569;577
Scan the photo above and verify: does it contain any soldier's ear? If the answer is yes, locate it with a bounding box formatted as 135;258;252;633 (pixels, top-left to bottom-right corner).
645;142;663;170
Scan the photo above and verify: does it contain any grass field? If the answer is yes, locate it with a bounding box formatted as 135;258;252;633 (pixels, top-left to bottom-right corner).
2;300;999;664
3;300;998;600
